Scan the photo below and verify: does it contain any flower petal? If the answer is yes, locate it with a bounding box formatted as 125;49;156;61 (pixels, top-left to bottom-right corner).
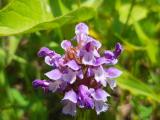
61;40;72;51
78;85;94;109
94;57;106;66
62;90;77;103
93;49;100;57
63;69;77;84
87;67;94;77
91;39;102;49
91;89;110;102
104;50;114;59
77;70;84;79
38;47;54;57
104;50;118;65
62;101;77;116
66;60;80;71
94;66;106;86
44;56;53;66
75;23;89;35
108;80;116;89
100;79;107;87
105;67;122;78
32;79;49;88
114;42;123;58
94;66;106;82
48;80;62;92
82;52;95;65
76;34;88;43
95;101;109;115
45;69;62;80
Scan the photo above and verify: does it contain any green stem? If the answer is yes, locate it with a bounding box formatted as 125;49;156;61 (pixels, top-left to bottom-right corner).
75;109;91;120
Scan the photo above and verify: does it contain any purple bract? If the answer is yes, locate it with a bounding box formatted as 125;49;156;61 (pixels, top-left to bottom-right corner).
33;23;123;116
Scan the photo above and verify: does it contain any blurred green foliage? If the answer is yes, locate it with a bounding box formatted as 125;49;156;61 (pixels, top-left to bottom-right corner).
0;0;160;120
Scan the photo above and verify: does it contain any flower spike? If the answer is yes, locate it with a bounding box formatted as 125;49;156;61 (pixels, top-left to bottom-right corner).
33;23;123;116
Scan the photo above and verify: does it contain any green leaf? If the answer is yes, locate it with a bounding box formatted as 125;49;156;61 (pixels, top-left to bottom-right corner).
0;48;6;68
26;7;95;33
0;0;95;36
7;36;21;65
12;55;27;64
7;87;29;107
134;23;158;64
138;105;152;119
114;33;146;51
118;4;148;25
49;0;70;17
133;22;150;44
48;41;59;48
0;69;5;86
1;108;22;120
29;101;47;120
0;0;53;36
0;48;6;86
117;66;160;102
82;0;104;9
145;42;158;64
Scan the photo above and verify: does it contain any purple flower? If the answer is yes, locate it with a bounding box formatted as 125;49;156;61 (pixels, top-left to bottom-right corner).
33;23;123;116
93;57;107;66
105;67;122;79
87;36;102;49
32;79;50;92
75;23;89;45
61;40;72;51
114;43;123;58
93;66;107;87
33;79;49;88
39;47;61;67
104;43;123;65
105;67;122;89
80;40;101;65
62;90;77;116
65;60;80;71
62;69;77;84
75;23;89;35
78;85;94;109
91;89;110;115
87;67;94;77
107;80;116;90
48;80;63;92
45;69;62;80
38;47;55;57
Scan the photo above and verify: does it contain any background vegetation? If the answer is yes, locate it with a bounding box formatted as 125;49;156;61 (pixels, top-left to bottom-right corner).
0;0;160;120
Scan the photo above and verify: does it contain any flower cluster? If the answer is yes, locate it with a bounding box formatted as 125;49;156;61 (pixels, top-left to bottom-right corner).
33;23;123;116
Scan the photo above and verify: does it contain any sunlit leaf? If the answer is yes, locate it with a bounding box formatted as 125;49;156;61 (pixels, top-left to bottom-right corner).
82;0;103;9
0;0;53;36
118;4;148;25
27;7;95;33
0;0;95;36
